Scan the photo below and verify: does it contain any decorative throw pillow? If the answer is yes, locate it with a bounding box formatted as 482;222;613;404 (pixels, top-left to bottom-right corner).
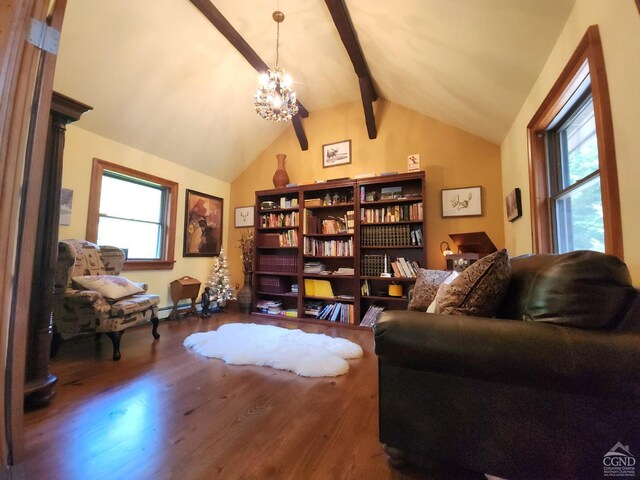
72;275;144;301
408;269;453;311
435;249;511;317
427;270;460;313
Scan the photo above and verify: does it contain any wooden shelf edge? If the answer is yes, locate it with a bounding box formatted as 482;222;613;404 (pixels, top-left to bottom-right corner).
250;312;370;331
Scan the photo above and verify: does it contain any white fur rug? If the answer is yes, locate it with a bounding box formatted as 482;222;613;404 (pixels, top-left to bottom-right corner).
183;323;363;377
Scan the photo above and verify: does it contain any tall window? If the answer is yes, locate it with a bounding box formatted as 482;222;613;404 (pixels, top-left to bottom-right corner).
527;25;622;258
547;93;603;253
87;159;178;270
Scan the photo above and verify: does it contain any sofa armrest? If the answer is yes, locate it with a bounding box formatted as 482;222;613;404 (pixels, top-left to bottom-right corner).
374;311;640;398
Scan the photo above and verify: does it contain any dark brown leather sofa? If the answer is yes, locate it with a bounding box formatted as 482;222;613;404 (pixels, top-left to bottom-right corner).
374;251;640;479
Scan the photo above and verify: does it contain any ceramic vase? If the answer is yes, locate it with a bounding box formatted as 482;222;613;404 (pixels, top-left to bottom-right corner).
237;272;253;314
272;153;289;188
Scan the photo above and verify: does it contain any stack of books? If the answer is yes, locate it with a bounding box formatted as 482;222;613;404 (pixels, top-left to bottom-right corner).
256;299;283;315
304;300;323;316
303;261;326;274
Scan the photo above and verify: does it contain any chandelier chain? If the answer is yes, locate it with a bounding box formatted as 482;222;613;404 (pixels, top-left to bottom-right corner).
275;21;280;68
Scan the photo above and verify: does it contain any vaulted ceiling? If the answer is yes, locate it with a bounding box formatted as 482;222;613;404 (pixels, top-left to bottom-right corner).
53;0;575;182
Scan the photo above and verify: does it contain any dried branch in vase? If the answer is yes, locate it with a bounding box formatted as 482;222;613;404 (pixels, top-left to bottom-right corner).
239;232;254;273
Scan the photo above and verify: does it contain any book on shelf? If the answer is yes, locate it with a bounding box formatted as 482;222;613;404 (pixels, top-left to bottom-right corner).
330;303;342;322
361;280;371;296
304;279;334;297
334;267;354;276
360;305;384;327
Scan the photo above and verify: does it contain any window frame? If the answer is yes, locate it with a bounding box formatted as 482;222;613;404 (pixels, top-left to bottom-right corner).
87;158;178;270
527;25;622;258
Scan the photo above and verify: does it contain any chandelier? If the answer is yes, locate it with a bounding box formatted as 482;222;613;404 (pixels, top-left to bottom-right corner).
254;11;299;122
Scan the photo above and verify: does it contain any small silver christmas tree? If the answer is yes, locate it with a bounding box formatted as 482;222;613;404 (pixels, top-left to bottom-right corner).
207;249;235;306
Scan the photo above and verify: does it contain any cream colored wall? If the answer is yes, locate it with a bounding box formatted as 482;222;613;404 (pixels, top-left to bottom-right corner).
228;100;504;287
501;0;640;282
59;126;231;315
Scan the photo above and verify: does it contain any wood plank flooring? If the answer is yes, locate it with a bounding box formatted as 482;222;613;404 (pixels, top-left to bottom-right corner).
23;311;481;480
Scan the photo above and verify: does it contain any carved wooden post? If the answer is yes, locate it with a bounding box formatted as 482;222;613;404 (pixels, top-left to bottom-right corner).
24;92;92;407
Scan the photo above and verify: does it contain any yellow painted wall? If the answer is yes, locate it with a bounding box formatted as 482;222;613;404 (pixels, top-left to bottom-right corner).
59;126;231;315
501;0;640;282
228;100;504;287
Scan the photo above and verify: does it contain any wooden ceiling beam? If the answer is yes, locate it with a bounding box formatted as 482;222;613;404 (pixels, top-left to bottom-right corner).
188;0;309;150
325;0;377;139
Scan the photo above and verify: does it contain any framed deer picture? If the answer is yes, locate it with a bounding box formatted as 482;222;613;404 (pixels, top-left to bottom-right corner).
441;186;482;217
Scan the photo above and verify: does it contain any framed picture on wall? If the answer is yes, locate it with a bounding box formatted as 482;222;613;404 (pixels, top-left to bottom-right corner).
183;189;223;256
441;186;482;217
322;139;351;168
234;206;254;228
505;188;523;222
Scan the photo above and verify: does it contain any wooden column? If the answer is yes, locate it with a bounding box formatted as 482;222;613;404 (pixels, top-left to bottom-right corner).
24;92;92;408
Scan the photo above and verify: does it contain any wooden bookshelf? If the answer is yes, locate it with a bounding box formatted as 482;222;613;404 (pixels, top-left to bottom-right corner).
252;172;426;328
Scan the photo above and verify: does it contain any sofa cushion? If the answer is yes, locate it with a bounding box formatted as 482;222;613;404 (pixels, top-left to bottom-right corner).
435;249;510;317
408;269;453;311
72;275;144;301
496;250;635;329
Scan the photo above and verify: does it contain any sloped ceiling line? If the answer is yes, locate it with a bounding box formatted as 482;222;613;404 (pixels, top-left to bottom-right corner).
324;0;377;139
188;0;309;151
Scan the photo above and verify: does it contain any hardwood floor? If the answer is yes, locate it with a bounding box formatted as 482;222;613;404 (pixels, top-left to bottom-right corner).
23;311;481;480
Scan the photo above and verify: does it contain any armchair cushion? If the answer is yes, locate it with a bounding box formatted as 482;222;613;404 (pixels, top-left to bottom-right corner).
110;294;160;317
72;275;144;301
435;249;510;317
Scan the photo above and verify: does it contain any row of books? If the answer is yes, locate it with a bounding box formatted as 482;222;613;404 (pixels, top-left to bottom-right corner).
360;254;420;277
304;211;354;235
257;276;289;294
391;257;421;278
361;254;387;277
303;238;353;257
260;212;299;228
257;255;297;273
314;302;354;324
361;225;423;247
257;231;298;248
361;202;423;223
360;305;384;327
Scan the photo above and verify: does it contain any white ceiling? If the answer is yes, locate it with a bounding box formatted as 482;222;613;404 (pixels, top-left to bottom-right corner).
53;0;575;182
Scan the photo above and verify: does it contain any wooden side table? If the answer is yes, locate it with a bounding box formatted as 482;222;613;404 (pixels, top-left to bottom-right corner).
168;276;202;319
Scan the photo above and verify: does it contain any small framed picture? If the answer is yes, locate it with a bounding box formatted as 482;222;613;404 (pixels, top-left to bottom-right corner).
441;186;482;217
322;140;351;168
235;206;254;228
506;188;523;222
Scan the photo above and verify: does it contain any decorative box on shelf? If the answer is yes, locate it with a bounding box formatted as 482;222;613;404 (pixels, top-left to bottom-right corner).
168;276;201;319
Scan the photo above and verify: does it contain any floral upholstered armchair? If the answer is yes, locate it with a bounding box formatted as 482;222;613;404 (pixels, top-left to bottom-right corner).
53;239;160;361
